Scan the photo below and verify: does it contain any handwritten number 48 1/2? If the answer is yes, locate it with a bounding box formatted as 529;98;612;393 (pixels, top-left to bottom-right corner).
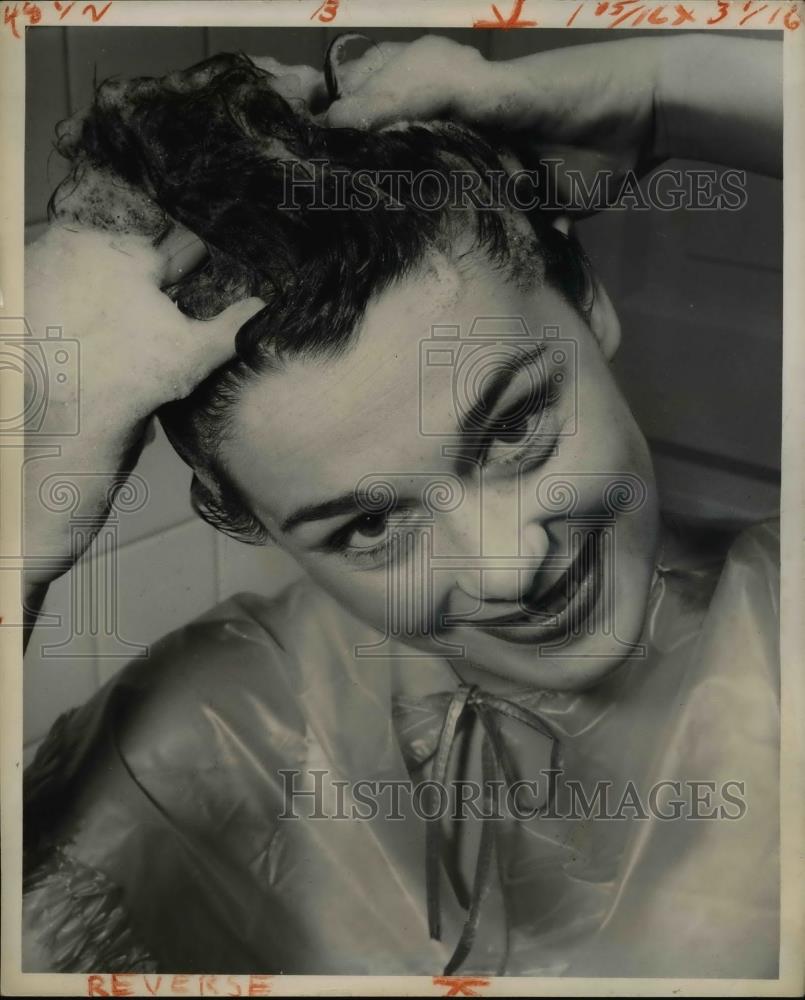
4;1;112;37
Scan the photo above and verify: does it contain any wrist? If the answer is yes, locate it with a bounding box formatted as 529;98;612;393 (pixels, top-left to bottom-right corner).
454;46;507;124
653;34;782;176
652;33;708;164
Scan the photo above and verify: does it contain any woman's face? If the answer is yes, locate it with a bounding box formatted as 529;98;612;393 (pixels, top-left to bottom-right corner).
219;251;660;692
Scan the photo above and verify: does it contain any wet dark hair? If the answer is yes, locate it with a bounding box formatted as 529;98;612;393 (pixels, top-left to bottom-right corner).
50;49;594;545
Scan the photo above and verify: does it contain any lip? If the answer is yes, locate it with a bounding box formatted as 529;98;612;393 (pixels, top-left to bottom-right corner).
450;529;604;645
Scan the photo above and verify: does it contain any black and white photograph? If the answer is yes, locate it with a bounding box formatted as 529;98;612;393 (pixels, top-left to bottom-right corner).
1;1;803;995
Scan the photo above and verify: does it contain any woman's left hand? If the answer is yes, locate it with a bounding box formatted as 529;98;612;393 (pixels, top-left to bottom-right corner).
325;33;782;197
324;34;664;194
249;53;328;111
326;37;491;127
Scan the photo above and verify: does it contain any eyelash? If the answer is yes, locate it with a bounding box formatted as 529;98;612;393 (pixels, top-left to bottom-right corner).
323;509;415;568
480;386;561;470
326;386;560;568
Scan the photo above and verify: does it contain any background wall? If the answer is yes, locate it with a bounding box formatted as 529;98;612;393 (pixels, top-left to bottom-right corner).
23;26;782;763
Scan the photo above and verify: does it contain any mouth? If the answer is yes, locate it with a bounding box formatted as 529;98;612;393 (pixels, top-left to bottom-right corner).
449;528;605;646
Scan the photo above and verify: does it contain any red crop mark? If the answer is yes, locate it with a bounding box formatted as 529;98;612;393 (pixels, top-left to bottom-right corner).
310;0;339;21
473;0;537;28
433;977;491;997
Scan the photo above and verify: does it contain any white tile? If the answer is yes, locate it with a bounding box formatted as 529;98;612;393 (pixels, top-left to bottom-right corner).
215;532;305;604
488;26;594;60
26;27;70;224
114;421;196;546
653;453;780;525
94;519;217;685
66;27;206;110
682;168;781;272
611;307;781;474
207;27;329;66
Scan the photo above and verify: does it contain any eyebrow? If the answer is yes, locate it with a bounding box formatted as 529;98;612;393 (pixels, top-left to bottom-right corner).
457;342;547;435
281;342;548;535
281;492;370;534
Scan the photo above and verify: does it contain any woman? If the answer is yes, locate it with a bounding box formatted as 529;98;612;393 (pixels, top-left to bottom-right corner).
22;32;781;977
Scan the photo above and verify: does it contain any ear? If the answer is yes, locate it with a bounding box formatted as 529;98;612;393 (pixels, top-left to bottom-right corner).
550;215;621;361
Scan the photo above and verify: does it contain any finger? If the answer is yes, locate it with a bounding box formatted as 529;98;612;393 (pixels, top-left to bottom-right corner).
342;40;404;81
249;55;326;106
157;224;208;286
326;94;383;129
328;39;402;98
179;296;266;391
327;90;448;130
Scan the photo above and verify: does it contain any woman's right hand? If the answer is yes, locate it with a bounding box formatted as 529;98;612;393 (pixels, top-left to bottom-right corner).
23;226;263;601
21;50;322;634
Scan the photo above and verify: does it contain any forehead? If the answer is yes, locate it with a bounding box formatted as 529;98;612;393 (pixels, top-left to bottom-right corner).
221;254;560;526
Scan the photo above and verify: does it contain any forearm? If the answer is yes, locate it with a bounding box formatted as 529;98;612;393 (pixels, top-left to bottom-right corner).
655;34;782;177
475;33;782;178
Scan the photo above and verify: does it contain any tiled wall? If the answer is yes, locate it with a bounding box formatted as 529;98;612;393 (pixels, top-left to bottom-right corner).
23;26;782;763
23;481;304;764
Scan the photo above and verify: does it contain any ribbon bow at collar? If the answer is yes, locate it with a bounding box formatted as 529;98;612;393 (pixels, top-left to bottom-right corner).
394;683;562;976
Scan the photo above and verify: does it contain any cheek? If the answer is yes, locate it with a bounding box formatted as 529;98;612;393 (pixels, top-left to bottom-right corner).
562;348;659;551
587;391;659;572
293;556;398;631
297;547;452;645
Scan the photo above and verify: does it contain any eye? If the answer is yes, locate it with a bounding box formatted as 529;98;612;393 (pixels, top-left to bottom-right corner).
323;506;418;569
492;410;534;444
348;511;391;548
483;389;560;470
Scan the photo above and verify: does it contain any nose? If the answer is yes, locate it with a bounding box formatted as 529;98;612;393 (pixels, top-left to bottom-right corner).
451;482;550;603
